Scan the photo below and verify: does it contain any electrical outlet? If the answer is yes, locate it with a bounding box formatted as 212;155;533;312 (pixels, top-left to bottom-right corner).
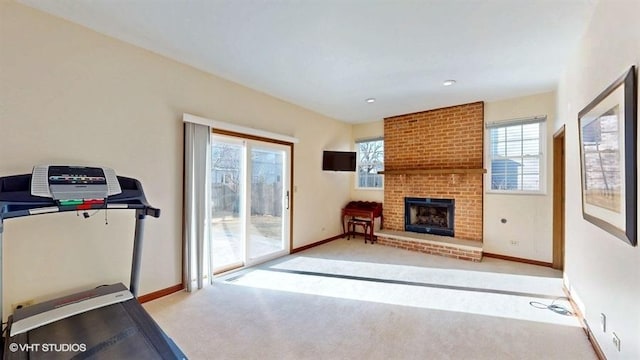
612;332;620;352
11;299;35;312
510;240;519;246
600;313;606;332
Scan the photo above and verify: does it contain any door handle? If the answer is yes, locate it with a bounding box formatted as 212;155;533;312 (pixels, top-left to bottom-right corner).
285;190;290;210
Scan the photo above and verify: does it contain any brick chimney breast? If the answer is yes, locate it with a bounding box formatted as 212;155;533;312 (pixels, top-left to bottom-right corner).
383;102;484;241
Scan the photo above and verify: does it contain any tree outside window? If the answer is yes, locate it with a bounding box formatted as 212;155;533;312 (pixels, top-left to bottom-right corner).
356;138;384;189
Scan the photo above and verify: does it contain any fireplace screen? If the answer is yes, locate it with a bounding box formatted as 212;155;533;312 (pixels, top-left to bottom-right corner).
405;197;454;236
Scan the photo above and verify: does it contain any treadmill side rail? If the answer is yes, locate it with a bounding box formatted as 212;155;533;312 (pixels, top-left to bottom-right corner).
10;283;133;337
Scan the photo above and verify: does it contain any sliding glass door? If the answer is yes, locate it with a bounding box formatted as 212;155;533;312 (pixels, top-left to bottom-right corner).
210;134;291;273
210;137;244;273
248;144;288;260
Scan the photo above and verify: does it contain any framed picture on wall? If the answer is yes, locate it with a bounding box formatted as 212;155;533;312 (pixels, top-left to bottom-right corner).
578;65;637;246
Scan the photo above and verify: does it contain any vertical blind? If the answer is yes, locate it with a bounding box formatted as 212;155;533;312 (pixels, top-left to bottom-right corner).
183;121;212;291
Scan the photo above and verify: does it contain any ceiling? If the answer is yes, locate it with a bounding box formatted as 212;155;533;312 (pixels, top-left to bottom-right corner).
17;0;595;123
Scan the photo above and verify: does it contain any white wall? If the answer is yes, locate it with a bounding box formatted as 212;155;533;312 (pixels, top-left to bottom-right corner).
483;92;556;262
0;2;352;318
557;0;640;359
351;120;384;203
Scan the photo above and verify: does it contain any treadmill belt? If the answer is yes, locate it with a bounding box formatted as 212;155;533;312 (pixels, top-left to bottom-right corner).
6;300;181;360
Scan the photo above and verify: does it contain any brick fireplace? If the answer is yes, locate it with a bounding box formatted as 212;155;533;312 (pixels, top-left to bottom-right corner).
404;197;455;236
377;102;484;261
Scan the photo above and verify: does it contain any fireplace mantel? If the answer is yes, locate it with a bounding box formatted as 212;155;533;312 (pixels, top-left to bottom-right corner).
379;168;486;175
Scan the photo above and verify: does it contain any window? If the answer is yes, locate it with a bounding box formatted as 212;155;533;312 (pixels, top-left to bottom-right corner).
487;116;546;192
356;138;384;189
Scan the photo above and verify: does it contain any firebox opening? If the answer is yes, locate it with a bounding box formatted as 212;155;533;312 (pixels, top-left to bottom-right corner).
405;197;454;237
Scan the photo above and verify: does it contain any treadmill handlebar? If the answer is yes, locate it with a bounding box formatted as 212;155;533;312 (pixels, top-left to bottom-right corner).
144;206;161;218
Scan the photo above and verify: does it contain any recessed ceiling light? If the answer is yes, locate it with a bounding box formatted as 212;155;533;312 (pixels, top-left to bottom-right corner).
365;98;376;103
443;80;456;86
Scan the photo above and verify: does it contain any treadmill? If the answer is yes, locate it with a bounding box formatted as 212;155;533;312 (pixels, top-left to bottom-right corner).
0;166;186;359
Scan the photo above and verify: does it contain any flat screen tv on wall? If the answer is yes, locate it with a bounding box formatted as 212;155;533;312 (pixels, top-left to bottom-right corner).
322;151;356;172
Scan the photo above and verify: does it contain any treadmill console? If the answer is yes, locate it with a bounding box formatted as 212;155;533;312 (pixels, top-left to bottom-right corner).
31;165;122;203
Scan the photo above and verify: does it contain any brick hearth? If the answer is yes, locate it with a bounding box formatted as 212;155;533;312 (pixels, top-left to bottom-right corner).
375;230;483;262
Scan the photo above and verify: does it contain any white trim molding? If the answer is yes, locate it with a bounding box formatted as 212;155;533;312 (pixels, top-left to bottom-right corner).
183;113;299;143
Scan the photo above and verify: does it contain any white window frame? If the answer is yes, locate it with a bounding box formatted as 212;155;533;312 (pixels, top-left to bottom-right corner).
486;116;547;195
355;137;384;190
